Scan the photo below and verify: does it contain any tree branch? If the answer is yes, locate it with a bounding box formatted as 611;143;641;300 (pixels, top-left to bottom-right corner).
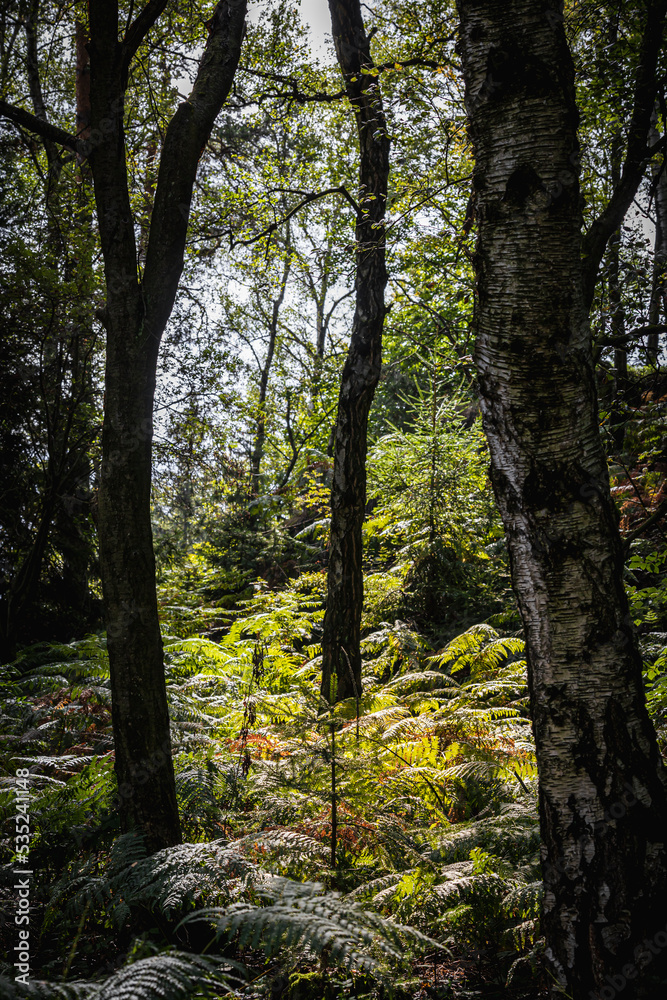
230;186;360;249
623;496;667;550
239;65;346;104
24;0;62;178
0;99;81;155
581;0;667;309
595;323;667;348
142;0;247;337
121;0;171;80
240;46;457;105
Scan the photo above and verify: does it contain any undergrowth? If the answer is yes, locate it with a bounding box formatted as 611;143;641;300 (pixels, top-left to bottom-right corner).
0;570;552;1000
4;557;665;998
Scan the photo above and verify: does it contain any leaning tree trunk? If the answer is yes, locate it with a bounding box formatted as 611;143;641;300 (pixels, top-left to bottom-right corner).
321;0;390;705
457;0;667;993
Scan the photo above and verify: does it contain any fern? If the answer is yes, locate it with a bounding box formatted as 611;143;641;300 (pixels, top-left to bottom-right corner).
181;876;442;972
46;834;261;930
0;952;242;1000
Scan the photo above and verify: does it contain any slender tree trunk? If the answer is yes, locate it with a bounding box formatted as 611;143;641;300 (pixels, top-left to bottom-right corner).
250;237;291;496
608;216;628;449
607;113;628;449
321;0;390;704
457;1;667;993
649;111;667;361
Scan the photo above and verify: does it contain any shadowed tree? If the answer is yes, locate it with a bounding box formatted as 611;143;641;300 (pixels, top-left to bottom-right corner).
0;0;247;852
320;0;390;704
456;0;667;992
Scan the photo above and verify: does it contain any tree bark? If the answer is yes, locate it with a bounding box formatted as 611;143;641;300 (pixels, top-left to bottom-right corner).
607;129;628;450
321;0;390;705
456;1;667;993
1;6;245;846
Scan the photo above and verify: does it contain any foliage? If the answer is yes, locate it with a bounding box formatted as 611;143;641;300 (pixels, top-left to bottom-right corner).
0;592;542;996
2;0;667;997
365;372;508;633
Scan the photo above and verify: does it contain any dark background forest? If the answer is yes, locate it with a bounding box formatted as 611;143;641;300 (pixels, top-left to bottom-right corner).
2;0;667;997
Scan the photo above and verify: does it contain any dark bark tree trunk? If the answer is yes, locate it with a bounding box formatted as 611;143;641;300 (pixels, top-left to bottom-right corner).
2;0;247;850
457;0;667;993
321;0;390;705
87;0;246;853
649;110;667;361
1;4;245;848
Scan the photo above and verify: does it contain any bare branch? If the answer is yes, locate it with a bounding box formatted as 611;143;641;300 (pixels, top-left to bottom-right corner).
581;0;667;308
240;65;346;103
0;99;81;155
623;496;667;549
231;186;360;249
121;0;170;79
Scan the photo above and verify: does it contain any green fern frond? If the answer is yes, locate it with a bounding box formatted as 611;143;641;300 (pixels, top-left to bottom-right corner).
182;876;441;971
502;879;543;916
347;872;403;901
11;755;99;773
240;829;328;860
95;952;243;1000
0;975;97;998
111;837;258;916
4;952;242;1000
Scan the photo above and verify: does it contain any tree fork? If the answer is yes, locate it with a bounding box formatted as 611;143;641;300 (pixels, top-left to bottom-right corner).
87;0;247;852
321;0;390;705
456;0;667;993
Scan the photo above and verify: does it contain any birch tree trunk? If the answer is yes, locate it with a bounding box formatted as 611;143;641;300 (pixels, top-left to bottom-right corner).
321;0;390;704
456;0;667;993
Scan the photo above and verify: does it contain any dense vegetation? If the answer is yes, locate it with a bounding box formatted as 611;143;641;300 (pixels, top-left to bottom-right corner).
2;0;667;997
3;394;667;997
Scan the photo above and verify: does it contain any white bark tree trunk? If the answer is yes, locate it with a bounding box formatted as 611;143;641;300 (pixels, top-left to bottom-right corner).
456;1;667;993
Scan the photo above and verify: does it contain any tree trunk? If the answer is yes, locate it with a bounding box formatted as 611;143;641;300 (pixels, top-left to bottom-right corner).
250;236;291;496
456;1;667;993
87;0;246;852
649;110;667;361
321;0;390;705
607;113;628;449
0;491;58;661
